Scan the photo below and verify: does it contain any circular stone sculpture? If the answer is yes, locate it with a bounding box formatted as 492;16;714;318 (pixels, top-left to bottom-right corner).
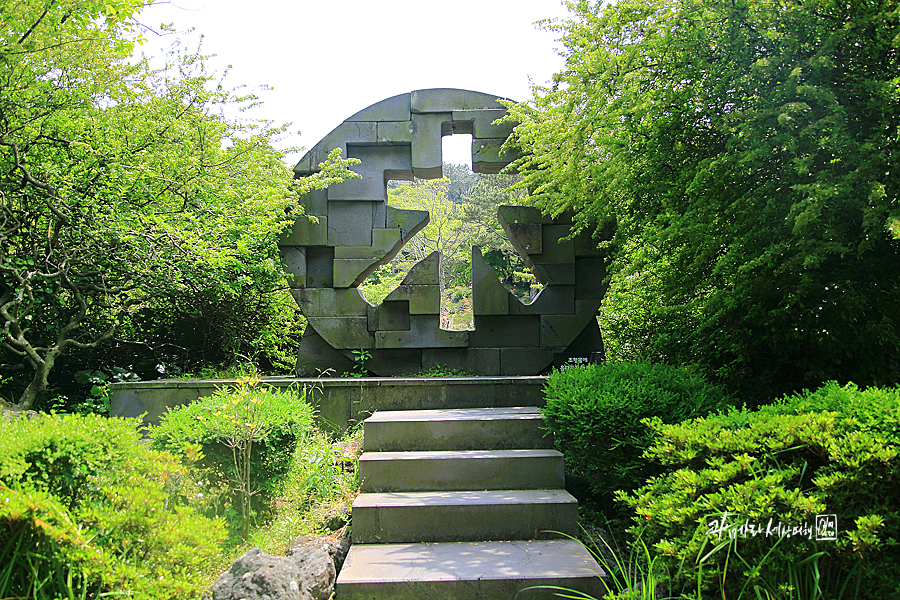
279;89;610;376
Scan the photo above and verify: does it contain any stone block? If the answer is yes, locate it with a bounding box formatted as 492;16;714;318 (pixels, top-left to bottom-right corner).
330;146;413;202
575;258;610;300
333;258;379;288
442;119;474;136
498;205;553;227
472;247;510;316
308;316;375;349
411;88;507;113
421;348;501;375
377;121;414;144
385;285;440;315
299;189;327;217
411;113;450;179
293;154;315;177
473;139;520;174
365;349;423;376
509;286;575;315
452;109;516;139
335;229;403;260
376;316;468;349
279;247;306;288
531;263;575;286
540;301;601;348
533;225;575;265
347;92;411;122
294;327;355;377
400;252;440;285
386;206;429;241
292;288;370;317
505;222;542;258
374;227;403;252
367;303;378;332
574;230;607;257
306;246;334;288
294;121;378;176
324;121;378;147
561;317;604;355
500;347;555;376
371;300;411;331
279;215;327;247
353;144;414;171
373;202;387;230
470;315;540;348
326;173;386;202
328;202;373;246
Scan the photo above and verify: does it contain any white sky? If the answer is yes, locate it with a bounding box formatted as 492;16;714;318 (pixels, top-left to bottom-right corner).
136;0;572;168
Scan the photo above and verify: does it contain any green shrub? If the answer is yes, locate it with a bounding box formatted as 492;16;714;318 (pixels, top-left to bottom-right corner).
149;377;315;539
0;413;225;599
542;362;733;514
620;382;900;599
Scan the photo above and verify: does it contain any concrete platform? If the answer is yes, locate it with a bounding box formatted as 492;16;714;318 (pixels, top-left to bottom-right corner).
352;490;579;544
359;449;565;492
336;539;607;600
363;406;553;451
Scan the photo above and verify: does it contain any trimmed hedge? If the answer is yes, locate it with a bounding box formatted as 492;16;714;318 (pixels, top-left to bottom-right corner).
621;382;900;598
0;413;224;599
542;362;733;512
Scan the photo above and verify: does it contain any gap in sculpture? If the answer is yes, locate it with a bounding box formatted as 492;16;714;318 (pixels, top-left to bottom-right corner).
279;88;611;377
442;132;473;167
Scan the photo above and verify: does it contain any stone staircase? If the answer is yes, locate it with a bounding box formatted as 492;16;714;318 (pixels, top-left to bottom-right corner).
336;406;607;599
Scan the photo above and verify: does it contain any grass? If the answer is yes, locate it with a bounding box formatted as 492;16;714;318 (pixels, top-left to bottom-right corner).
197;425;361;585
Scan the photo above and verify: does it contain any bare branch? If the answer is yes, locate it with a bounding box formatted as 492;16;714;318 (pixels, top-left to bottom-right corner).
0;138;70;224
17;6;50;45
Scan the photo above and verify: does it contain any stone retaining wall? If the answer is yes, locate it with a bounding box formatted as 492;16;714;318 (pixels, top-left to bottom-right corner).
110;376;547;432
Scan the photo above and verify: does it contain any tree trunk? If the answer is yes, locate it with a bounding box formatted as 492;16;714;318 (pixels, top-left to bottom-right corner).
19;355;54;410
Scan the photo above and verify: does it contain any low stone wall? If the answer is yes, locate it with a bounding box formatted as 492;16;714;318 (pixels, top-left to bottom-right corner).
110;376;547;432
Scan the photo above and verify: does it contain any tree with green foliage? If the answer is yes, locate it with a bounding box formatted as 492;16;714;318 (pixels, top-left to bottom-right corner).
0;0;356;408
506;0;900;401
389;178;473;291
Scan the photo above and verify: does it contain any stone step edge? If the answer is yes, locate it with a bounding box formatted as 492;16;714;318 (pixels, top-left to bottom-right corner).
363;406;543;422
337;539;607;584
352;489;577;508
359;449;562;461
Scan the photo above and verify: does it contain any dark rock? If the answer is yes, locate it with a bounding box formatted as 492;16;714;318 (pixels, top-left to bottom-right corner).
208;546;334;600
1;401;39;421
289;535;351;573
323;507;351;531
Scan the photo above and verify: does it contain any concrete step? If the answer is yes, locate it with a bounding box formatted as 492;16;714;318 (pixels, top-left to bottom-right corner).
362;406;553;452
335;539;607;600
351;489;579;544
359;449;565;492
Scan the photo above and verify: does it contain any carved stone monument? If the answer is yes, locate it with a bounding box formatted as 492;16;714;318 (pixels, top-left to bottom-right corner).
279;89;609;376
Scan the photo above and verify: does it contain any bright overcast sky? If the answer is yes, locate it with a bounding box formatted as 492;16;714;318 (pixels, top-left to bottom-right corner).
137;0;572;167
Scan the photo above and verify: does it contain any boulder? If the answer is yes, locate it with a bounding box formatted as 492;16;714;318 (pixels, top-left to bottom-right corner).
1;400;38;421
208;544;336;600
289;535;351;573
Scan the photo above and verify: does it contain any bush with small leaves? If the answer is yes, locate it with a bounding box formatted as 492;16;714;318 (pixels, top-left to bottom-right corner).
620;382;900;599
542;362;733;516
149;377;316;540
0;413;225;599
